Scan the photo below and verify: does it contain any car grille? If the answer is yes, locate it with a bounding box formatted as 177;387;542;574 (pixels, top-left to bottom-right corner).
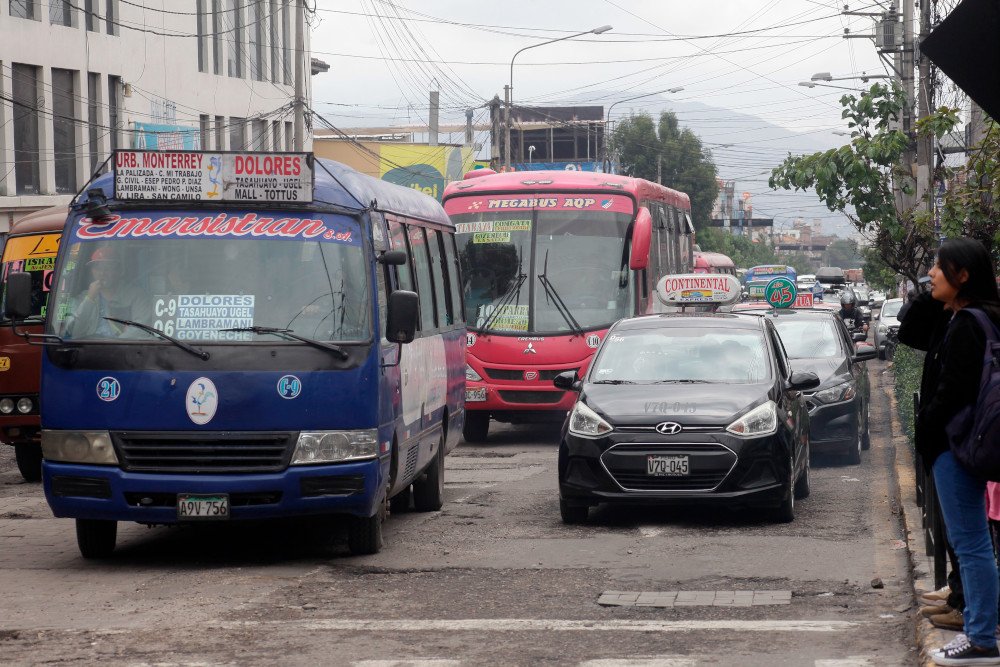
485;368;577;381
113;431;296;474
601;442;737;492
497;390;566;405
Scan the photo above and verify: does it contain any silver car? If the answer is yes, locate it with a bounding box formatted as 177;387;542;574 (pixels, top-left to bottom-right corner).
874;298;904;359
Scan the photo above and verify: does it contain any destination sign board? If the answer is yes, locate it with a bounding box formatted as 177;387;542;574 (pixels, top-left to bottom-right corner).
113;151;314;203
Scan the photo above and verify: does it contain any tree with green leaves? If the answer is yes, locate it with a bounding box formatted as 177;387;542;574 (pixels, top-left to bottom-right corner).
697;228;784;269
824;239;863;268
612;111;719;231
769;83;959;283
939;121;1000;258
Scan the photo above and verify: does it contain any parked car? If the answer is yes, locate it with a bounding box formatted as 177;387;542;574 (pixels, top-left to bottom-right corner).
763;309;876;464
874;298;904;359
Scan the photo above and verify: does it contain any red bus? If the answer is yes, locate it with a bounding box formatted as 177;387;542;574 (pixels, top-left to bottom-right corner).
692;250;736;275
442;169;693;442
0;206;64;481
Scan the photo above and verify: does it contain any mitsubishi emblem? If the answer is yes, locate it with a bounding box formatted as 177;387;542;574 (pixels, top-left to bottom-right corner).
523;342;537;354
655;422;683;435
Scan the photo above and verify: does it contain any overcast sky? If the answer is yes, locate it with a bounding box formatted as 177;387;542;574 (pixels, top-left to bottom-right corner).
309;1;896;236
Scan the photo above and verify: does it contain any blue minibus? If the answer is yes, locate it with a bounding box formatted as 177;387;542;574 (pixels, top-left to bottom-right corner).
4;152;465;558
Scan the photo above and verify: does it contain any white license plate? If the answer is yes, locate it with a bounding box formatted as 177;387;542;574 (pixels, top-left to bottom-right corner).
466;388;487;402
177;494;230;520
647;455;689;476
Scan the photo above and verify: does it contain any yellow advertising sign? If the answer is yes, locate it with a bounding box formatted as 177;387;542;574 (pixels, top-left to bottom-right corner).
379;145;476;201
3;233;61;262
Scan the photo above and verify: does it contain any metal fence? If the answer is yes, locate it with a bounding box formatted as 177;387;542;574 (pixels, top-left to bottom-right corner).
912;390;948;589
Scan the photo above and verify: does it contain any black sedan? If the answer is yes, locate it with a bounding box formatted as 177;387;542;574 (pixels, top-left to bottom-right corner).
555;313;819;524
763;309;876;464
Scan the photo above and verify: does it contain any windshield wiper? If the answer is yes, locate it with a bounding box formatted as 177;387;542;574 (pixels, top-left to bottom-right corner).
592;379;636;384
102;317;210;360
219;325;349;360
537;249;583;334
652;379;711;384
479;272;527;333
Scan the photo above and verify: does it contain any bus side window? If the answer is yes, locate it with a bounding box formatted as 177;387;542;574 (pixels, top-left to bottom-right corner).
409;226;438;332
442;233;464;327
387;219;414;292
426;229;452;327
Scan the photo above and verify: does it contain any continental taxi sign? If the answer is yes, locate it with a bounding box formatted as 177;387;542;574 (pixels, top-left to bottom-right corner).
657;274;742;306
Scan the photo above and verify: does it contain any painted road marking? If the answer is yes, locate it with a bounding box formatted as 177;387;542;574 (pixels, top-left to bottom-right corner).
209;618;856;633
353;661;463;667
815;659;873;666
580;659;697;667
598;590;792;608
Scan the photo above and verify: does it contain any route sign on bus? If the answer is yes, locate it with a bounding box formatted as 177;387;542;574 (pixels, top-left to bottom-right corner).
113;150;314;203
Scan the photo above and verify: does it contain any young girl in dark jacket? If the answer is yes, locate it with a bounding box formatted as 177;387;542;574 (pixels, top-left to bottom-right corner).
899;238;1000;665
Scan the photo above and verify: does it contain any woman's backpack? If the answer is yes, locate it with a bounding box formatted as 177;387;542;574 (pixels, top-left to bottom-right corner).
945;308;1000;481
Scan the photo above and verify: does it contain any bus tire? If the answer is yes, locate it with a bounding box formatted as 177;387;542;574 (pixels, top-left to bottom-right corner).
14;443;42;482
463;411;489;443
347;513;383;555
76;519;117;559
413;437;445;512
389;486;411;514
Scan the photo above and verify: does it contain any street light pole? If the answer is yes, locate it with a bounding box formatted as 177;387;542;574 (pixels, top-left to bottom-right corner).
505;25;612;170
603;86;684;172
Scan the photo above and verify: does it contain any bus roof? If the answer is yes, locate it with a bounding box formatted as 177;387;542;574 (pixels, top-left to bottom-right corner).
81;157;452;228
441;169;691;211
9;205;69;236
693;251;735;268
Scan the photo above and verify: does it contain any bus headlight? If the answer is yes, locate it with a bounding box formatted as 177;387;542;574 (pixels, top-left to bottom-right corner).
465;364;483;382
0;399;14;414
291;429;379;465
41;431;118;465
16;397;33;414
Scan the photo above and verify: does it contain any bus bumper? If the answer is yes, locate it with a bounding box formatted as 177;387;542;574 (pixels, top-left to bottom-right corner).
465;380;575;417
42;458;387;523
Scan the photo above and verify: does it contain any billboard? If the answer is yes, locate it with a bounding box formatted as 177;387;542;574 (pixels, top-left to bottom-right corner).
379;145;476;201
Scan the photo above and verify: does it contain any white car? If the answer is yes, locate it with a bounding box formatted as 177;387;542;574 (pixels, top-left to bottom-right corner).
870;290;886;307
874;298;904;359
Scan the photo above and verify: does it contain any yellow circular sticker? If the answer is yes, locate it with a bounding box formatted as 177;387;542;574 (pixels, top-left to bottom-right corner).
0;357;10;372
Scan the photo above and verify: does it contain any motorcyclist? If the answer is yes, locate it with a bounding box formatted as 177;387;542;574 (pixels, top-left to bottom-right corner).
838;289;868;334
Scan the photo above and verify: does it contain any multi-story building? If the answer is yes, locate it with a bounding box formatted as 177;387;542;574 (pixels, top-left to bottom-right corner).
0;0;311;228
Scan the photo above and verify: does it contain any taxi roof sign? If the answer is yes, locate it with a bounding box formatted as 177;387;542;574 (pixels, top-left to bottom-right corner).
113;150;314;203
656;273;742;307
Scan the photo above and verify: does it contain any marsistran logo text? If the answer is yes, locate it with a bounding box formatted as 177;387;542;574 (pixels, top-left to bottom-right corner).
76;214;351;242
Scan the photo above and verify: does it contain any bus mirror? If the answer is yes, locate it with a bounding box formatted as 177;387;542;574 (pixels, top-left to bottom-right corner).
629;207;652;270
378;250;407;266
386;290;418;344
5;272;32;321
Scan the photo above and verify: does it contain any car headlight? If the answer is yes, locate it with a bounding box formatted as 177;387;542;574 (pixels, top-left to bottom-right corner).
16;397;33;414
290;429;378;465
878;325;887;335
726;401;777;437
568;401;612;438
0;399;14;414
465;364;483;382
813;381;857;404
41;430;118;465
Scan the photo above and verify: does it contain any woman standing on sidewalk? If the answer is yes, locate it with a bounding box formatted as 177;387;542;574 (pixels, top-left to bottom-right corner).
899;238;1000;666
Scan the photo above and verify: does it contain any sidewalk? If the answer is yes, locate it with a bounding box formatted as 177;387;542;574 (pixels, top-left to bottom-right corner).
883;365;956;666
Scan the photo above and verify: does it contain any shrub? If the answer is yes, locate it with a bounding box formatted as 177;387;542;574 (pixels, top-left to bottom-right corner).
892;343;924;443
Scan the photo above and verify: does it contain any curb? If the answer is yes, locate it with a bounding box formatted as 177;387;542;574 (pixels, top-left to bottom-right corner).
883;368;957;665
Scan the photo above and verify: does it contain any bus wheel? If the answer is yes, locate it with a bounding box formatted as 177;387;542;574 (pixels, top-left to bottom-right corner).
463;412;489;443
413;437;445;512
76;519;117;559
14;443;42;482
347;513;383;555
389;485;411;514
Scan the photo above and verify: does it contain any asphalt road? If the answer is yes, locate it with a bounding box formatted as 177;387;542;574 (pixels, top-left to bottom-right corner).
0;360;917;666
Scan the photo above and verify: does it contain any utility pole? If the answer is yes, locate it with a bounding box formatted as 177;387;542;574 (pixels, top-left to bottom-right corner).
293;0;305;151
503;85;511;171
916;0;934;212
901;0;916;211
429;89;439;147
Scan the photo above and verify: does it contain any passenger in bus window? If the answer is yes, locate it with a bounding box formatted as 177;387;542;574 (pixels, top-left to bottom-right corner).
67;247;142;338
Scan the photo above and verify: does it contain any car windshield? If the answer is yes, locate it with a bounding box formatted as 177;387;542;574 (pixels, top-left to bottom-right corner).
0;232;61;322
590;327;771;384
882;301;903;318
48;212;370;343
450;194;636;334
771;317;842;359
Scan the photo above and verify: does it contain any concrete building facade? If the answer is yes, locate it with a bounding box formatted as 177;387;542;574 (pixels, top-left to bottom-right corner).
0;0;310;228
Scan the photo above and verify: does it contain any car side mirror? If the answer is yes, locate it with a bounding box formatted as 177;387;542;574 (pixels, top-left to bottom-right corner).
629;207;652;271
852;332;867;342
4;272;32;321
553;370;581;391
787;371;820;391
385;290;418;344
853;344;877;362
874;313;879;320
377;250;407;266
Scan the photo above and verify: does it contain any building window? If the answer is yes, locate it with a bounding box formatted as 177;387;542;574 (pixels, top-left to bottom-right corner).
271;120;281;152
252;119;268;150
196;0;207;73
105;0;117;35
281;0;291;85
214;115;225;149
270;0;280;83
84;0;98;31
88;72;100;173
108;75;121;152
10;0;37;20
52;68;78;193
227;0;244;78
11;63;41;195
49;0;73;26
249;0;265;81
229;117;246;151
212;0;222;75
199;115;211;149
285;120;293;151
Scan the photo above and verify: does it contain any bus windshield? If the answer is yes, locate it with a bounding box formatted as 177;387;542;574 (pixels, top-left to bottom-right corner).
743;265;797;298
1;232;61;323
450;194;635;334
48;215;370;343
